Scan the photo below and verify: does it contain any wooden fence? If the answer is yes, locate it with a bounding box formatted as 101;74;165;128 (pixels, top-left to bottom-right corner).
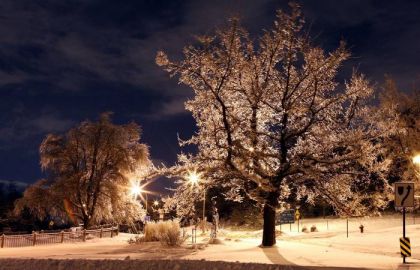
0;225;118;248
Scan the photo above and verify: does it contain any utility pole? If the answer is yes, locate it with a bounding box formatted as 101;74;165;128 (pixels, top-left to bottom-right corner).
203;188;206;232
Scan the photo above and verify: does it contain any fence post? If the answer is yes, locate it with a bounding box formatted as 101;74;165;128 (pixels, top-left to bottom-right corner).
61;231;64;243
83;229;86;242
100;226;103;238
1;234;4;248
110;227;114;238
32;232;37;246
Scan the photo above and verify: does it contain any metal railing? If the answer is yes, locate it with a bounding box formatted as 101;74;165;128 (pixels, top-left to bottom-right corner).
0;225;119;248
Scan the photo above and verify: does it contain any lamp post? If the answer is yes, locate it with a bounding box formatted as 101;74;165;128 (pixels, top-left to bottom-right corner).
130;180;149;215
187;170;206;232
130;181;142;198
411;154;420;225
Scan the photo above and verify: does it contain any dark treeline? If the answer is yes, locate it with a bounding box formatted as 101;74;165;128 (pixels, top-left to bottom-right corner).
0;182;22;219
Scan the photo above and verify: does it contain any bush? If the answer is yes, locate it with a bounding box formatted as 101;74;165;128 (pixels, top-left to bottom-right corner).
302;226;308;233
310;225;318;232
144;222;160;242
142;220;185;246
160;221;184;246
229;204;263;228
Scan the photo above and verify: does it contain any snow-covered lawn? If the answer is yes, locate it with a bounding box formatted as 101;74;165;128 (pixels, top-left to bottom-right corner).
1;215;420;269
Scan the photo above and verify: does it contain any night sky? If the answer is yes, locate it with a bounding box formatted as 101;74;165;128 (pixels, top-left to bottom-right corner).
1;0;419;192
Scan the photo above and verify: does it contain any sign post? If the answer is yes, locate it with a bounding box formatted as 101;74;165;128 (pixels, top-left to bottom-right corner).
395;182;415;264
346;218;349;238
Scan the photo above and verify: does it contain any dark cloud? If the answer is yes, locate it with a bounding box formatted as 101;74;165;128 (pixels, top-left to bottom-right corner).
0;0;419;189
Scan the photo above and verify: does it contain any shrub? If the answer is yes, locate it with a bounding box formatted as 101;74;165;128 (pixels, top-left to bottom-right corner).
160;220;184;246
142;220;185;246
310;225;318;232
302;226;308;233
229;204;263;228
144;222;160;241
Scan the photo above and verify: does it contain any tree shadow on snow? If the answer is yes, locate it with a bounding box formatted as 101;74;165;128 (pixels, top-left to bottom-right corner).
261;246;295;265
261;246;369;270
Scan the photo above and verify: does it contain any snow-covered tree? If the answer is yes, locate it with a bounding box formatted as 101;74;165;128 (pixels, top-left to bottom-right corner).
376;77;420;186
15;113;150;228
157;4;390;246
163;180;203;220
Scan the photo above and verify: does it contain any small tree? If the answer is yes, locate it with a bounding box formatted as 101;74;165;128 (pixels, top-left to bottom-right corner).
158;4;390;246
15;113;150;228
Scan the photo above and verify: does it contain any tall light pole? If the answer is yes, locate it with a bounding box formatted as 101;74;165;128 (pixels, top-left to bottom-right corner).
187;170;206;232
413;154;420;225
146;193;148;215
130;180;149;216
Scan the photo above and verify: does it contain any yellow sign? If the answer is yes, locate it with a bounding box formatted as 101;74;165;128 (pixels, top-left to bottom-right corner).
400;237;411;257
295;209;300;220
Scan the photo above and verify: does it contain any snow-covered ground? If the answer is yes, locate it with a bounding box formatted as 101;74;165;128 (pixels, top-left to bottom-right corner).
1;215;419;269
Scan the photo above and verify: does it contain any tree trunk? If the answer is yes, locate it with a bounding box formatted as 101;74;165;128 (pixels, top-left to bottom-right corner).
262;192;278;247
83;216;90;229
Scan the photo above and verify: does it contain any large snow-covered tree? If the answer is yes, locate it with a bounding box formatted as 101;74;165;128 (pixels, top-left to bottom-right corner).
157;4;390;246
15;113;150;228
377;77;420;187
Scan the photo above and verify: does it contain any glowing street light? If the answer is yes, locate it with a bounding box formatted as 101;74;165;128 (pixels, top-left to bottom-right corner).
153;200;159;207
130;179;150;215
187;170;200;186
186;169;206;232
130;181;143;197
413;154;420;166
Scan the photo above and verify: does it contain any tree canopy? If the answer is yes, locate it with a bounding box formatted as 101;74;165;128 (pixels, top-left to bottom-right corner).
15;113;150;228
377;77;420;187
157;4;391;246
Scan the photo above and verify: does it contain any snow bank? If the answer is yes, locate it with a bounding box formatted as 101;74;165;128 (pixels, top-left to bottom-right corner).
0;259;364;270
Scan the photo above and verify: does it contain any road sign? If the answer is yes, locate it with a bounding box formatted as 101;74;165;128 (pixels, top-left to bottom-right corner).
395;182;415;264
395;182;414;207
295;209;300;220
400;237;411;257
277;210;295;225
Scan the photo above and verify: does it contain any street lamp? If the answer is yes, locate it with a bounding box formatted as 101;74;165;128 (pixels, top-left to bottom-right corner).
187;170;206;232
187;170;200;186
413;154;420;166
130;180;149;215
130;181;142;197
414;154;420;178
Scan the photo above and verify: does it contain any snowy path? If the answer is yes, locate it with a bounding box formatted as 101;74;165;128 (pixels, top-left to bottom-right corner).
0;232;418;269
2;216;420;269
